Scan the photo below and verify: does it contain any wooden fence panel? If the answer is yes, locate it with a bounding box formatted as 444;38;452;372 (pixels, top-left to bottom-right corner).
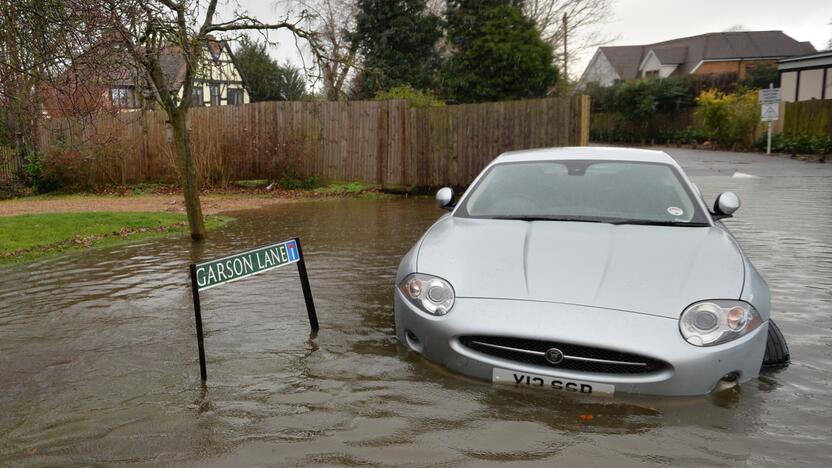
408;96;585;187
782;99;832;137
0;147;22;185
36;96;588;189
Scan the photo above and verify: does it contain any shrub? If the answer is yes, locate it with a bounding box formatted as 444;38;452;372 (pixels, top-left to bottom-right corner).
278;170;318;190
42;149;93;191
741;61;780;89
374;85;445;108
24;150;60;193
694;89;760;150
587;71;780;147
759;133;832;155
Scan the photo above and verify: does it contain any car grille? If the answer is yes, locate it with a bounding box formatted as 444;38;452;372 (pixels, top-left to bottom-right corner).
459;336;668;374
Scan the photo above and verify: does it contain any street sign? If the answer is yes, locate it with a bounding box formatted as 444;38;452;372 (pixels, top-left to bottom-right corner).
759;88;781;104
189;237;319;381
194;239;300;291
761;103;780;122
760;85;780;155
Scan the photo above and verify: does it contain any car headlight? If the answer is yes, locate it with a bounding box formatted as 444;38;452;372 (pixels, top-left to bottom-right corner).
679;300;763;346
398;273;455;316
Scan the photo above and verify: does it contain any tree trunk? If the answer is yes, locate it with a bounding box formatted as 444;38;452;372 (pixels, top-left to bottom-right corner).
169;109;207;240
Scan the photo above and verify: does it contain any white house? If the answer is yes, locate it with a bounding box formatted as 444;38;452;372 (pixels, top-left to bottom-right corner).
107;38;250;110
578;31;816;89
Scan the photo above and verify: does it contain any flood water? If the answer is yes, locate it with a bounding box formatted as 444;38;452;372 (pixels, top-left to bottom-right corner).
1;148;831;466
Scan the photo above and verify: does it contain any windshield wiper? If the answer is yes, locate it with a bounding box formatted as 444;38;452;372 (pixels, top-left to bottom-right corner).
608;220;710;227
489;215;608;223
488;216;709;227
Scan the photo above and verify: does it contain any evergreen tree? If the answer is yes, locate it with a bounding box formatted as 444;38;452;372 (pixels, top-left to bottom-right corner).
443;0;559;103
352;0;442;98
235;37;306;102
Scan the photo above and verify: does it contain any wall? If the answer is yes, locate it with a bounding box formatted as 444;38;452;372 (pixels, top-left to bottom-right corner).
36;96;589;190
781;71;798;103
694;60;744;77
798;69;824;101
579;51;620;88
174;44;250;107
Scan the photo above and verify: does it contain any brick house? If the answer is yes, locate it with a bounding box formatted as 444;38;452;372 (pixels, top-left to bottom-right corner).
579;31;816;88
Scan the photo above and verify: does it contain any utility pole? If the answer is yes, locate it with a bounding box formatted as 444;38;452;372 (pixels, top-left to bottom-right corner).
767;83;773;155
562;13;568;90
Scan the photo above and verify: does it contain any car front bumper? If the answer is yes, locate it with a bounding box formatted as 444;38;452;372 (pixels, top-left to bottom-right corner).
394;292;768;396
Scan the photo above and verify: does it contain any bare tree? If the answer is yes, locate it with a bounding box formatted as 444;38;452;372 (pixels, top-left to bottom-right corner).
524;0;617;82
281;0;359;100
7;1;314;239
723;25;748;32
0;0;36;156
0;0;66;157
827;18;831;50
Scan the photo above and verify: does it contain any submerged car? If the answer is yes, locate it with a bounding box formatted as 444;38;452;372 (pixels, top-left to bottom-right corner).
394;147;789;396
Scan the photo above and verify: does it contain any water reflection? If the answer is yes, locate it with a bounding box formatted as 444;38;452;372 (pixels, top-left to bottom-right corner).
1;150;831;465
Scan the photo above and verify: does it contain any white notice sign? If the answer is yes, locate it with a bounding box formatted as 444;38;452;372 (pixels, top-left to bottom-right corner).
761;103;780;122
759;88;781;104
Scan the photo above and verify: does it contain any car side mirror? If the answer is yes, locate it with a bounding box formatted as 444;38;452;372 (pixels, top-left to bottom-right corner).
713;191;740;219
436;187;454;210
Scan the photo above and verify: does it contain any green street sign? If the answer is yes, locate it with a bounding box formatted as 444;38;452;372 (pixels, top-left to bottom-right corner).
194;239;300;291
188;237;319;381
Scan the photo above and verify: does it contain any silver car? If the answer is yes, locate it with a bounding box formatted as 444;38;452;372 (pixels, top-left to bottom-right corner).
394;147;789;397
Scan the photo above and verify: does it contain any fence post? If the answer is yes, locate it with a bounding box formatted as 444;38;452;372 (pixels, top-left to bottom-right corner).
579;95;591;146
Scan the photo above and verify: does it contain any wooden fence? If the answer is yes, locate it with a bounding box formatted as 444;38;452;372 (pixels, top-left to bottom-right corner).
781;99;832;137
0;147;22;186
36;96;589;189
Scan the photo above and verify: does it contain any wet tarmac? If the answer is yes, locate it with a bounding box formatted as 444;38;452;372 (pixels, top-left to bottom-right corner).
0;148;830;466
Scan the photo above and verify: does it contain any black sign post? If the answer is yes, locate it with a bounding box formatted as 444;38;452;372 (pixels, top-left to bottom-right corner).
293;239;319;332
189;263;209;381
188;237;318;381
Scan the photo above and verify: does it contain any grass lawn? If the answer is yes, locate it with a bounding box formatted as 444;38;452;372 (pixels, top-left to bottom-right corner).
0;212;232;266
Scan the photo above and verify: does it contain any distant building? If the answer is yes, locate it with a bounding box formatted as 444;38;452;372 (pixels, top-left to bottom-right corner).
778;50;832;102
42;37;249;117
579;31;816;88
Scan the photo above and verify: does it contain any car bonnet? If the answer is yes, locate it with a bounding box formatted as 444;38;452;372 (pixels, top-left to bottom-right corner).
416;217;745;319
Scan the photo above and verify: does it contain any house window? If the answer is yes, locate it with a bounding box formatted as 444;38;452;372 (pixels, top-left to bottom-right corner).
644;70;659;78
191;86;204;107
227;88;244;105
110;87;133;108
209;84;221;105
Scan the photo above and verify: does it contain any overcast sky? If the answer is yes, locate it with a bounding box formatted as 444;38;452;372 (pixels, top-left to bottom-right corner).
234;0;832;82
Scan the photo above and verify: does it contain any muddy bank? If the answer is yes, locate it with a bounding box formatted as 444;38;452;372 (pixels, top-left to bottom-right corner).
0;193;296;217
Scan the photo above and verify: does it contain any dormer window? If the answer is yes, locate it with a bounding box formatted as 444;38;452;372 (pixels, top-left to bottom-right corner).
209;43;222;61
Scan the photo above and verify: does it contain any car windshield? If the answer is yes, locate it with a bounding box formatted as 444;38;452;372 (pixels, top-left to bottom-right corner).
456;160;710;225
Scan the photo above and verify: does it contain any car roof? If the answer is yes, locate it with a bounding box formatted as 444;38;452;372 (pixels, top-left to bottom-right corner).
494;146;678;165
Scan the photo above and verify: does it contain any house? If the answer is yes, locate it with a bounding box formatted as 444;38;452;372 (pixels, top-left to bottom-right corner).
579;31;816;88
42;37;250;117
778;50;832;102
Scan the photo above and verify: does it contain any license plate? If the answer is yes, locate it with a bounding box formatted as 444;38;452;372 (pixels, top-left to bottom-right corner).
492;368;615;396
